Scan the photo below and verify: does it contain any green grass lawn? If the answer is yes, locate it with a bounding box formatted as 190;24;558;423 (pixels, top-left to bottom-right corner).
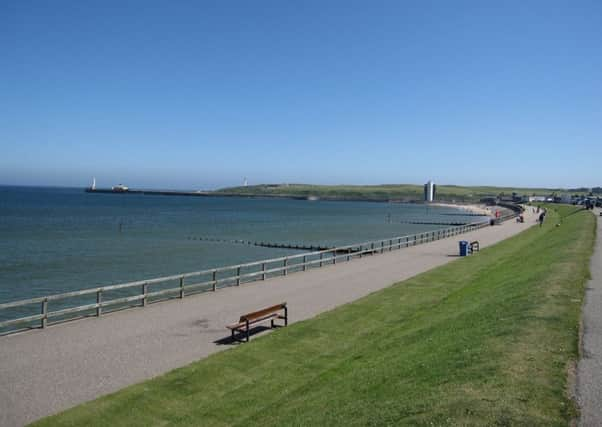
214;183;568;202
33;205;595;426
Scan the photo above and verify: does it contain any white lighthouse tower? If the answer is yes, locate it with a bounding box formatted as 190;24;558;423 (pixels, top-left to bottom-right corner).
424;180;436;202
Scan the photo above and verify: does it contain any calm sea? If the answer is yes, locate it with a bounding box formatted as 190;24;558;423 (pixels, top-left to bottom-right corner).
0;186;481;304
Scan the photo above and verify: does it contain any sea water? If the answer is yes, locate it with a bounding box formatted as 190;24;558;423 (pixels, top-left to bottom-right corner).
0;186;482;309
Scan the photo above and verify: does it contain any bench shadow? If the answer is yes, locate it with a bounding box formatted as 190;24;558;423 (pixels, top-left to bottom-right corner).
214;325;283;345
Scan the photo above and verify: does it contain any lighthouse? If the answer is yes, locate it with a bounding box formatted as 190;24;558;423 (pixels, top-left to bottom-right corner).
424;180;436;202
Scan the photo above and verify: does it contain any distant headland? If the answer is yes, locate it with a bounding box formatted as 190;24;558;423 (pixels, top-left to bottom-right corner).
86;182;602;204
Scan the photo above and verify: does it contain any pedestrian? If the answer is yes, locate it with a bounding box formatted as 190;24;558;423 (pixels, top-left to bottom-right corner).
539;212;545;227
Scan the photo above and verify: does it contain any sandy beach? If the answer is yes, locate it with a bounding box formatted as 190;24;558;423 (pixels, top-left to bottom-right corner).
430;202;493;216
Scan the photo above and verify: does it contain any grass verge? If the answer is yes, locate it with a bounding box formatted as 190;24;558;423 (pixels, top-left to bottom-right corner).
32;205;595;426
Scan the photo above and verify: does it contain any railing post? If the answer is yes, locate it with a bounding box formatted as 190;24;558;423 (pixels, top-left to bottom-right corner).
398;237;402;249
320;253;324;267
389;239;393;251
212;270;217;291
414;235;417;245
347;249;351;262
96;290;102;316
359;245;363;258
283;258;288;276
333;250;337;264
237;266;241;285
262;263;266;280
406;236;409;247
142;283;148;307
303;256;307;271
371;242;375;254
41;298;48;329
179;276;185;298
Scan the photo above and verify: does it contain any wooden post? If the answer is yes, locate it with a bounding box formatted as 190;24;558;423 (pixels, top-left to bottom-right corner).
371;242;375;254
303;256;307;271
41;298;48;329
283;258;288;276
142;283;148;307
212;270;217;291
179;276;184;298
347;249;351;262
406;236;409;247
96;290;102;316
237;266;241;285
398;237;402;249
320;253;324;267
414;235;417;245
333;250;337;264
381;241;384;253
262;263;266;280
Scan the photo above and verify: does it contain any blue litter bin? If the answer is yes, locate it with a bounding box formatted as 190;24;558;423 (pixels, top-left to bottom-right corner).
459;240;469;256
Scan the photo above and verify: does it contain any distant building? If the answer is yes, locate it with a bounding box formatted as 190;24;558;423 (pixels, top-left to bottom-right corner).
424;180;436;202
526;196;546;202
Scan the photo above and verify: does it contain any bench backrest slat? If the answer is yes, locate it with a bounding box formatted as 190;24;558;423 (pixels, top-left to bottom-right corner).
239;303;286;323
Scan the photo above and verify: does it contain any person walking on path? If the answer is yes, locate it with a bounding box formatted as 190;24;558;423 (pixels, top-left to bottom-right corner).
539;212;545;227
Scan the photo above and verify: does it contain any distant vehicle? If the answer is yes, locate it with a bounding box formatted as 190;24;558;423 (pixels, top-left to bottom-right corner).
111;184;129;192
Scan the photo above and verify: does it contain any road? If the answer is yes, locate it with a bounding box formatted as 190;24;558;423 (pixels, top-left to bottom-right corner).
576;208;602;426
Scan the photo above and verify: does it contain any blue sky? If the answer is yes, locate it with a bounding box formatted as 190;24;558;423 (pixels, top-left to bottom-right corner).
1;1;600;190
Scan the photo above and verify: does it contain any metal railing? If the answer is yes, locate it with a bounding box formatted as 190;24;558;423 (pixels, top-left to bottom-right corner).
0;216;510;334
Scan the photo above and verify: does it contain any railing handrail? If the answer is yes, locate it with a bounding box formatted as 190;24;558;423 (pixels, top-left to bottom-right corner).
0;212;516;332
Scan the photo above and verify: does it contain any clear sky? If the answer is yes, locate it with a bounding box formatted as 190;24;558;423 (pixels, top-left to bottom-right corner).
1;1;600;190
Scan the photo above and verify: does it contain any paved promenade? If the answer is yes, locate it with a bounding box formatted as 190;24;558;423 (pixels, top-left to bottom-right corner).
0;212;536;426
577;208;602;426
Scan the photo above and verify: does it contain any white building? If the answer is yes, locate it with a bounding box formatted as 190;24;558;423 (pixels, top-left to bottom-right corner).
424;180;436;202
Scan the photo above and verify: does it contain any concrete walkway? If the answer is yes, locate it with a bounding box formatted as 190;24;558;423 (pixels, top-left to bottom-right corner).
0;211;537;426
577;208;602;427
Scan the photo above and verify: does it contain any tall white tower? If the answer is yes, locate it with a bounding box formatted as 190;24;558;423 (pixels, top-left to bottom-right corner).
424;180;436;202
243;177;248;187
92;177;96;190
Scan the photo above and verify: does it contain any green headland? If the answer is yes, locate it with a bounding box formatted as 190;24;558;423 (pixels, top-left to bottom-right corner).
32;205;596;426
214;183;591;202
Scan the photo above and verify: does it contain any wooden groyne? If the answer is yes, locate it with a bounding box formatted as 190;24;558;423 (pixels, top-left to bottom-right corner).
400;220;470;226
187;236;334;252
186;236;363;254
440;213;489;217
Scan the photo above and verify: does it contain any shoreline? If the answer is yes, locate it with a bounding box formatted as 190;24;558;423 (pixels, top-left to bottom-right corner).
430;202;492;217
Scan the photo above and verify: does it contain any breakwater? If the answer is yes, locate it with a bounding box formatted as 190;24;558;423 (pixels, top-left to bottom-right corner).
85;188;310;200
400;220;470;226
187;236;337;252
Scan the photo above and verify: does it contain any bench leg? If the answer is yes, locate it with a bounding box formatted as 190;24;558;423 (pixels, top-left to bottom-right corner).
246;320;250;342
231;329;244;343
271;319;275;328
284;306;288;326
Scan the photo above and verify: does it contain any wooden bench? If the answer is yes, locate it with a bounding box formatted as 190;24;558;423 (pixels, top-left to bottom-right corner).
226;302;288;343
470;241;480;252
